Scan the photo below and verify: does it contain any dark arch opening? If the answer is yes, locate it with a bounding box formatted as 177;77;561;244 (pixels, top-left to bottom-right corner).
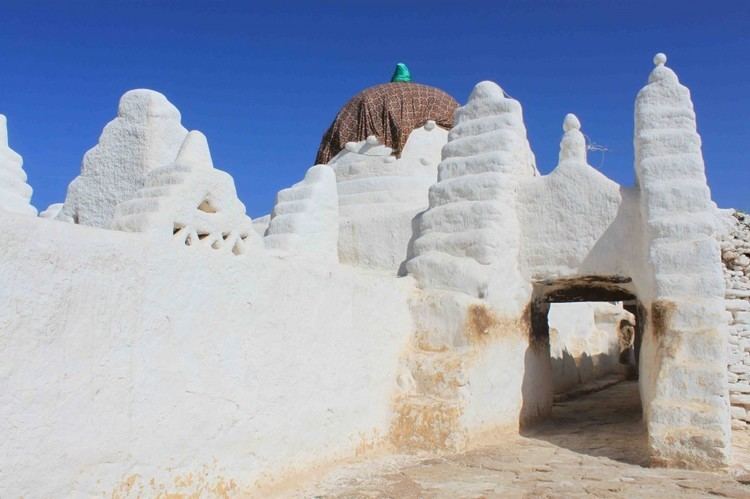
522;275;648;465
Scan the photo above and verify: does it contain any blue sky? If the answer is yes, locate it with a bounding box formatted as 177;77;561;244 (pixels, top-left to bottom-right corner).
1;1;748;216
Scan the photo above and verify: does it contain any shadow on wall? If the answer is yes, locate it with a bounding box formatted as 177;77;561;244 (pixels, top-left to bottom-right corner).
551;350;630;394
520;330;553;429
398;209;425;277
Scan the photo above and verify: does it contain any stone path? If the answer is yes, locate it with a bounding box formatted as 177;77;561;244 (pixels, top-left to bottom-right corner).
291;382;750;498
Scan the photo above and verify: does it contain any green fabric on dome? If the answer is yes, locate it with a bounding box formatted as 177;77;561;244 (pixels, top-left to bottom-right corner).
390;63;412;83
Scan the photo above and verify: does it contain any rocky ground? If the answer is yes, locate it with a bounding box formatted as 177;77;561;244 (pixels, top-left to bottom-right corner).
290;381;750;498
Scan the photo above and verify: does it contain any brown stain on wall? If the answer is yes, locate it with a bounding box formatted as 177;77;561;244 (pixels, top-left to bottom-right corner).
465;304;526;346
389;396;464;452
651;300;675;340
390;301;530;453
110;470;239;499
650;299;682;359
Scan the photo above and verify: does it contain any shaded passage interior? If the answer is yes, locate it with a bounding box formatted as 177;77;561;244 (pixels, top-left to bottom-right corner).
526;380;647;466
523;278;646;463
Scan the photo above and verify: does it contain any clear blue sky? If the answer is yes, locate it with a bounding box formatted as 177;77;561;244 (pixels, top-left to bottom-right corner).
1;1;747;216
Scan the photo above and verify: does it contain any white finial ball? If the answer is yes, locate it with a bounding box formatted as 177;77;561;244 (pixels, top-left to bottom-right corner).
366;135;379;145
653;53;667;66
424;120;436;131
563;113;580;132
345;141;358;152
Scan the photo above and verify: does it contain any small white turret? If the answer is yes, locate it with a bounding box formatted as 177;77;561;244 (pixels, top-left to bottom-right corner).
0;115;37;216
558;113;586;164
58;89;188;227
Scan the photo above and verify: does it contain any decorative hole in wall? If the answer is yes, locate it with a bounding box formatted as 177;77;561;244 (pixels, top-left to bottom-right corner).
197;198;218;213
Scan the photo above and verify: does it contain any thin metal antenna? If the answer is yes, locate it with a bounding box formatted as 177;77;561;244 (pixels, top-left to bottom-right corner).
584;133;608;169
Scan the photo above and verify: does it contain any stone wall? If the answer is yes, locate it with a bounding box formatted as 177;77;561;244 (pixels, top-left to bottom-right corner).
722;210;750;429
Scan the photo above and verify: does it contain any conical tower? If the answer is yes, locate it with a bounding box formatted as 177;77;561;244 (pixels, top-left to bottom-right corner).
635;53;730;469
0;115;36;216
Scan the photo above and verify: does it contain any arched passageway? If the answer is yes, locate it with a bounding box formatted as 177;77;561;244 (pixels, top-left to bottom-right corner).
524;276;645;440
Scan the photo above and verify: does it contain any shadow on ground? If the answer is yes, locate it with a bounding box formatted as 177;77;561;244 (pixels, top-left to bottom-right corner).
522;380;649;466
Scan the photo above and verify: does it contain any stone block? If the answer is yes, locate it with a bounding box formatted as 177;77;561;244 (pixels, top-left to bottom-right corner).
729;383;750;394
730;393;750;405
731;406;748;420
726;299;750;312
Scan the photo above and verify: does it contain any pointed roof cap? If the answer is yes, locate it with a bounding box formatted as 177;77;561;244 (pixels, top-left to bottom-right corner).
648;52;678;84
391;63;412;83
558;113;586;164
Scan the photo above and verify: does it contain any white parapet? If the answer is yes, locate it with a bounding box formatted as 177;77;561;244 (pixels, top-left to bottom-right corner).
329;123;448;272
39;203;64;219
111;130;261;255
264;163;339;261
58;89;188;227
517;113;630;279
0;115;37;216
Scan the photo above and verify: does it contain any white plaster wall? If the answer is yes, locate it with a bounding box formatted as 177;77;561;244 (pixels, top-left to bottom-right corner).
517;115;644;283
548;302;630;394
264;163;339;262
330;124;447;273
0;210;414;497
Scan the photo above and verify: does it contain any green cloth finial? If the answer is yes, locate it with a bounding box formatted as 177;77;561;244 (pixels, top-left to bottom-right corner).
391;63;412;83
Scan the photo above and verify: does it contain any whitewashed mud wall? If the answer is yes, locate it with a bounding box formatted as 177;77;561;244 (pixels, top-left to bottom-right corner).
518;114;640;281
0;115;36;216
722;210;750;429
329;123;447;273
397;80;547;453
634;54;730;469
548;302;632;394
58;90;188;227
0;210;414;498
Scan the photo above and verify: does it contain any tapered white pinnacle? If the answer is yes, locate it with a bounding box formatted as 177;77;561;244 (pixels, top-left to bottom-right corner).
563;113;581;132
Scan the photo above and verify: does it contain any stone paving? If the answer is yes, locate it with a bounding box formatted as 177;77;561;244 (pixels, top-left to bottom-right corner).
292;382;750;498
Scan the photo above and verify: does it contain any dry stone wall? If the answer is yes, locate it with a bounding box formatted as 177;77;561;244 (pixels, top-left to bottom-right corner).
722;210;750;429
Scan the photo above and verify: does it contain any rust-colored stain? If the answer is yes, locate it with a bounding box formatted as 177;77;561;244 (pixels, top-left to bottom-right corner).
355;429;382;456
651;300;675;340
390;301;529;454
110;470;239;499
465;304;523;346
650;300;685;359
389;397;463;452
